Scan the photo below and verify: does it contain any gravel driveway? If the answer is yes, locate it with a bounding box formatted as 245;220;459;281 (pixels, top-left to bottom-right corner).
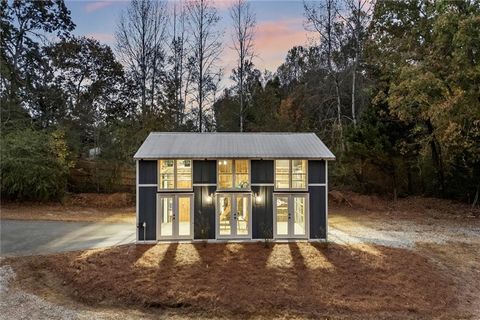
0;220;136;318
329;213;480;248
0;264;157;320
1;220;135;256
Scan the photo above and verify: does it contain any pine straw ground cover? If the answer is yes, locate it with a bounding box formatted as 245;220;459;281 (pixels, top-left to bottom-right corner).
3;242;468;319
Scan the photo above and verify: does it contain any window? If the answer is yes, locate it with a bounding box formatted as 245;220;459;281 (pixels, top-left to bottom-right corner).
273;194;309;238
235;160;249;189
218;159;250;190
176;160;192;189
217;193;251;238
275;160;307;190
275;160;290;189
291;160;307;189
158;159;192;190
159;160;175;189
218;160;233;189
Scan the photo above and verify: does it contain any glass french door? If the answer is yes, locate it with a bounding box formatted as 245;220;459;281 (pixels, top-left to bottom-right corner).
273;194;309;239
157;194;193;240
216;193;251;239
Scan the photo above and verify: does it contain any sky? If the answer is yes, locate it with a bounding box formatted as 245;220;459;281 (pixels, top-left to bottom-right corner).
65;0;315;77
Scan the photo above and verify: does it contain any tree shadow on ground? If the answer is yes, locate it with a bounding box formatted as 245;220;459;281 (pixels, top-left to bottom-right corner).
4;241;459;318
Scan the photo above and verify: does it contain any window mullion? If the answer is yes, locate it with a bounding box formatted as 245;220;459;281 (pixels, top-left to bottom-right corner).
289;160;292;190
174;160;177;190
232;160;235;190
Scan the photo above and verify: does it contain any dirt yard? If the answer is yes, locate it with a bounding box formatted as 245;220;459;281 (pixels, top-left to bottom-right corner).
1;193;135;223
1;193;479;319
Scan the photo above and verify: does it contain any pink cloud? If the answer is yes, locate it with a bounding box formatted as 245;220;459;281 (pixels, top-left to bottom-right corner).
220;17;309;88
86;32;115;43
254;18;309;71
84;1;116;13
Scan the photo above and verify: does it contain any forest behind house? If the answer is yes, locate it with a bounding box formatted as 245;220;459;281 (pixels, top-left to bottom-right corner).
1;0;479;206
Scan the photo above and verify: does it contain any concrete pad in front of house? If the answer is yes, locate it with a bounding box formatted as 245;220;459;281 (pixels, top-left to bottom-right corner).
0;220;135;256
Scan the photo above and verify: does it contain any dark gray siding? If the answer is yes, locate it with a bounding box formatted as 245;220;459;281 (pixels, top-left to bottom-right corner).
252;185;274;239
309;186;326;239
308;160;326;184
251;160;274;184
138;186;157;240
251;160;274;239
192;160;217;239
194;186;216;239
139;160;157;184
193;160;216;184
137;158;328;241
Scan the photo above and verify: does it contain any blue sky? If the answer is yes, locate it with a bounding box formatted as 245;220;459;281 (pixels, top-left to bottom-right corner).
66;0;313;73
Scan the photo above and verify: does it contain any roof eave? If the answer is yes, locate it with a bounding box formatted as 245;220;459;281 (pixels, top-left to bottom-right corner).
134;156;336;160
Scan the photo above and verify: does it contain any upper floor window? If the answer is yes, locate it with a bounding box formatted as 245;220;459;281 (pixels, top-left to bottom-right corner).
218;159;250;190
158;159;192;190
275;160;307;190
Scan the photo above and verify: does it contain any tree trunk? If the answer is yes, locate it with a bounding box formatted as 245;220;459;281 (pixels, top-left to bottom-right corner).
392;164;398;207
198;3;204;132
151;47;156;109
427;120;445;196
141;9;147;117
351;59;357;127
472;183;479;210
239;67;244;132
334;76;344;151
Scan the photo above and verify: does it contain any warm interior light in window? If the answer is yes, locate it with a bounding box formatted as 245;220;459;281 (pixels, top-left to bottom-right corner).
255;192;262;203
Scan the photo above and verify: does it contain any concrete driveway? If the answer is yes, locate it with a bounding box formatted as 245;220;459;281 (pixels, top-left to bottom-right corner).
1;220;135;256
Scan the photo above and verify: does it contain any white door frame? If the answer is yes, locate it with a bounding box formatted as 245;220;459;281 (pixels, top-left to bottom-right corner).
215;193;252;239
156;193;194;240
273;193;309;239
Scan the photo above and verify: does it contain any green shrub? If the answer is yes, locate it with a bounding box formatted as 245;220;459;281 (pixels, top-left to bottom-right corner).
1;129;71;201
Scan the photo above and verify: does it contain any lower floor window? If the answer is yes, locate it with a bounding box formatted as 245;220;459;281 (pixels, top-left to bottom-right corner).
157;194;193;239
217;193;251;238
153;192;311;240
273;194;309;238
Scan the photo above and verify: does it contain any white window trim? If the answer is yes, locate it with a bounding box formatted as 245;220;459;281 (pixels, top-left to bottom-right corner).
156;193;194;241
136;160;139;242
216;159;251;191
157;159;193;191
274;159;308;191
325;160;328;241
215;192;252;240
273;193;310;239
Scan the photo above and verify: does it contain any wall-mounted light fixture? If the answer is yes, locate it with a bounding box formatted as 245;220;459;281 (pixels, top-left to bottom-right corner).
206;193;214;204
254;192;262;204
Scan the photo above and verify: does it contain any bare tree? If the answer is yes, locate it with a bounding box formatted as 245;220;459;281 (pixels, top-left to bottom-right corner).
115;0;168;117
150;1;168;109
304;0;344;150
229;0;256;132
167;1;189;126
185;0;223;132
338;0;373;127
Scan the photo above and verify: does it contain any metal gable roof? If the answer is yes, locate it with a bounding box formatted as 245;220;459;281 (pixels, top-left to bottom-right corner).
133;132;336;160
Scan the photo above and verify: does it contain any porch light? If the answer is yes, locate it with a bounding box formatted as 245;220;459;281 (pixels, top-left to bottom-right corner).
206;193;214;203
254;192;262;204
